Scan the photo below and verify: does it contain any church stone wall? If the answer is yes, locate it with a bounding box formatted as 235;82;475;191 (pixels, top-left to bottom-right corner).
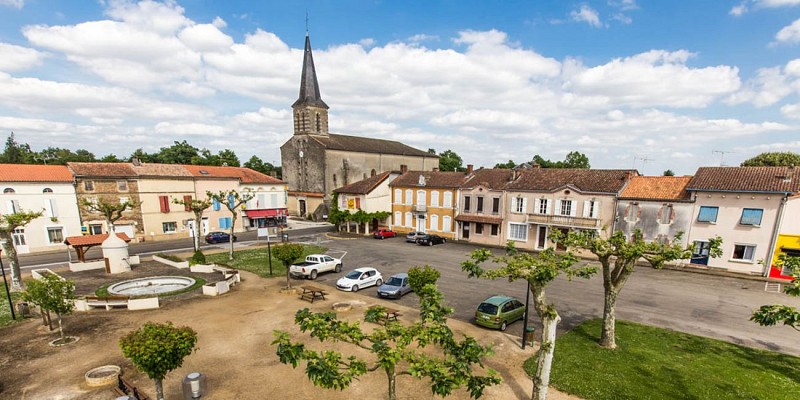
325;150;436;194
280;135;328;194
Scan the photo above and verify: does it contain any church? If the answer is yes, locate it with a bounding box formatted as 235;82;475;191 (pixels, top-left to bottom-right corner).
281;34;438;219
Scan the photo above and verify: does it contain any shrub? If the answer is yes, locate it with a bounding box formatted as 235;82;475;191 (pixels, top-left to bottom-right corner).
189;251;206;266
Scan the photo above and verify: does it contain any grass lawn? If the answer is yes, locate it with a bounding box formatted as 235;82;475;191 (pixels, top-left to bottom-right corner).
205;244;327;279
525;319;800;400
0;289;22;327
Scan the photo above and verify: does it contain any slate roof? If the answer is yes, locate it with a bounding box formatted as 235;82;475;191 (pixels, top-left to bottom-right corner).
505;168;636;194
461;168;514;190
67;162;137;177
0;164;73;182
619;176;693;201
687;166;800;194
310;134;436;158
389;171;468;188
292;34;329;110
183;165;283;184
334;171;393;194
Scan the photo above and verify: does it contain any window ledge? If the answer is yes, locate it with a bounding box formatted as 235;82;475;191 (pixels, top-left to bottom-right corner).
739;224;760;228
697;220;717;224
728;259;755;264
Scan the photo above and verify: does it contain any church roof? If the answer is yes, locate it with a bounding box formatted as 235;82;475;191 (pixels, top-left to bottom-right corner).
309;133;436;158
292;34;328;110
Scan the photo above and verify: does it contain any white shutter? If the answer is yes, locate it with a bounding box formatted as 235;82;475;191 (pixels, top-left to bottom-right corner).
555;200;562;215
545;199;551;215
570;201;577;217
44;199;53;217
592;201;600;218
582;201;590;217
534;199;542;215
6;200;14;214
521;198;528;213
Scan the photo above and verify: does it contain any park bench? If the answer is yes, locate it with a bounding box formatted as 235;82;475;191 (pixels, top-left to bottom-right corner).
299;285;328;303
85;295;130;310
112;375;150;400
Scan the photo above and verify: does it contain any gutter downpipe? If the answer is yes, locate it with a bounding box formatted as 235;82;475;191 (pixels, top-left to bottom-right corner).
763;194;788;277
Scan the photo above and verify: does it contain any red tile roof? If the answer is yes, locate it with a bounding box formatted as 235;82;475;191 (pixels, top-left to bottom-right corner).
64;233;131;246
687;166;800;193
182;165;283;184
334;171;393;194
619;176;692;201
389;171;468;188
67;162;137;177
0;164;73;182
506;168;635;194
461;168;514;190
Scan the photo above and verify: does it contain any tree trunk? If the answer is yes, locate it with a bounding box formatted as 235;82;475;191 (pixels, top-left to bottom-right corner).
228;222;235;261
286;269;292;289
194;214;202;252
0;235;23;290
532;313;560;400
386;366;397;400
57;313;65;341
155;378;165;400
600;285;618;349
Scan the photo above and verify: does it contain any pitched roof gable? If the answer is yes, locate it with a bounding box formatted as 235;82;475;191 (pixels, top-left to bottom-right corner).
389;170;468;188
619;176;692;201
334;171;393;194
0;164;73;182
310;134;435;158
67;162;137;177
506;168;635;194
687;166;800;194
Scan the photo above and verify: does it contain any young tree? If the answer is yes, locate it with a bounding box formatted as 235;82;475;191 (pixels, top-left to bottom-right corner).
741;151;800;167
206;189;254;260
751;255;800;333
172;197;212;252
23;274;76;343
462;242;595;400
663;169;675;176
273;268;501;400
81;197;137;233
438;149;465;172
0;132;33;164
120;321;198;400
564;230;722;349
271;243;305;289
0;209;44;289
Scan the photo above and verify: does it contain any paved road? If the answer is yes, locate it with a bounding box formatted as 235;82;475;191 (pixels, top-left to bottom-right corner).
307;235;799;356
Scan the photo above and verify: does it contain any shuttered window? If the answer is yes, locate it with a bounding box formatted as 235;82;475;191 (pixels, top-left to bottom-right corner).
159;196;170;213
183;195;192;211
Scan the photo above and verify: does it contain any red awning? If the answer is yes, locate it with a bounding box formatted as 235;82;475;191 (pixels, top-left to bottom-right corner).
245;209;288;218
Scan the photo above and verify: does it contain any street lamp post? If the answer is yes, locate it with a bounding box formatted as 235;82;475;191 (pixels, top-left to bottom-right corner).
0;249;16;320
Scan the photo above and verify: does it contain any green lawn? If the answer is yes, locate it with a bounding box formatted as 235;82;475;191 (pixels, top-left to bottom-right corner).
525;319;800;400
205;244;327;278
0;290;22;327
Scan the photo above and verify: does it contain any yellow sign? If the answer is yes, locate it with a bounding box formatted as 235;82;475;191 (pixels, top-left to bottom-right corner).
347;199;355;209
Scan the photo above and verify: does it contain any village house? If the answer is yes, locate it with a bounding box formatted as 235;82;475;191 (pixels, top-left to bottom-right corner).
614;175;694;246
389;167;467;239
454;167;514;247
333;170;400;232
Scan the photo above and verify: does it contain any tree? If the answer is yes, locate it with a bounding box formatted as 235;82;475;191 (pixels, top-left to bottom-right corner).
217;149;240;167
494;160;516;169
272;268;501;400
0;209;44;289
22;274;76;343
120;321;198;400
462;242;595;400
751;255;800;333
564;230;722;349
531;151;590;169
81;197;137;233
663;169;675;176
173;197;212;252
207;189;254;260
130;148;156;163
741;151;800;167
438;149;465;172
0;132;33;164
155;140;200;164
243;155;279;177
271;243;305;289
100;153;123;162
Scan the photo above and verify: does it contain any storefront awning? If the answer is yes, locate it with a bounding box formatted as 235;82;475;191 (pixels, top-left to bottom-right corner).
245;208;288;218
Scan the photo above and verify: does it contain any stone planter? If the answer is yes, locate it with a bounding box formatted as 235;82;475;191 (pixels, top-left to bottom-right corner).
85;365;121;387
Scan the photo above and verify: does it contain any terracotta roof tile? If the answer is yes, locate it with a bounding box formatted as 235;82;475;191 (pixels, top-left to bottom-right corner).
687;166;800;193
0;164;73;182
182;165;283;184
461;168;514;190
619;176;693;201
64;233;130;246
389;171;468;188
506;168;635;193
67;162;137;177
311;134;436;158
334;171;393;194
131;163;193;177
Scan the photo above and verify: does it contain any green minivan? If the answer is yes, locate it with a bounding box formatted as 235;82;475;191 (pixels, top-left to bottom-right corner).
474;295;525;331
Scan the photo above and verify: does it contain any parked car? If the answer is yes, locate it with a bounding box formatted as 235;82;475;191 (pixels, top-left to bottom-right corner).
416;234;446;246
373;228;397;239
377;273;413;299
289;254;343;280
336;267;383;292
205;231;237;244
405;232;425;243
474;295;525;331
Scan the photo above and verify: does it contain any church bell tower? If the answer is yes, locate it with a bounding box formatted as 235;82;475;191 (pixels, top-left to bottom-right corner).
292;33;329;136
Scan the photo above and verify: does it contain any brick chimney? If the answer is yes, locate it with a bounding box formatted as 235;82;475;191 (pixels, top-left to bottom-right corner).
400;164;408;173
466;164;473;174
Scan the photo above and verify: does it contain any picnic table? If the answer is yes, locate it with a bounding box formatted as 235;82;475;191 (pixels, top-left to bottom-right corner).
299;285;328;303
369;306;402;325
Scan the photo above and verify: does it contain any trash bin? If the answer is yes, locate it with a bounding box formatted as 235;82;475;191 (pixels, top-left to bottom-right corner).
281;233;289;242
16;301;30;318
525;327;535;346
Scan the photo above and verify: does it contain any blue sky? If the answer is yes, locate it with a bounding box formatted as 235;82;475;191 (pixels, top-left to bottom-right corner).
0;0;799;175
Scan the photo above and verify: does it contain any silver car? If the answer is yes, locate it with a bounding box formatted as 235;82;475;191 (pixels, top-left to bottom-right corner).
377;273;413;299
405;231;425;243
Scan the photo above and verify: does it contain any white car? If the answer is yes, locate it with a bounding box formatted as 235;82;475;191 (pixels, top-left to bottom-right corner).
336;267;383;292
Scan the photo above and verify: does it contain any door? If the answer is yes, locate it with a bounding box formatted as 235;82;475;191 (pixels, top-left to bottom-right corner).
114;224;135;239
187;220;196;238
462;223;470;239
202;217;210;234
691;241;711;265
417;215;426;233
536;226;547;249
299;200;307;216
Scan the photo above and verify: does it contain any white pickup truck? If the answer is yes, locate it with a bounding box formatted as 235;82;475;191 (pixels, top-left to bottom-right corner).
289;254;343;280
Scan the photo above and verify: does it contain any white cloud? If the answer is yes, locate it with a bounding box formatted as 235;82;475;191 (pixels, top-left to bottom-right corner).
756;0;800;7
730;4;748;16
178;23;234;52
609;0;638;11
781;103;800;118
408;34;439;43
775;18;800;44
0;43;45;71
0;0;23;8
570;5;603;27
358;38;375;47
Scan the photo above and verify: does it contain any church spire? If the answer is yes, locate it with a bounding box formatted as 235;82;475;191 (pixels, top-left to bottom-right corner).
292;33;329;136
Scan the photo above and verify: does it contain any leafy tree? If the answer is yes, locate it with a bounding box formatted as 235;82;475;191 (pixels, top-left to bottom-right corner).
130;148;156;163
120;321;198;400
663;169;675;176
244;155;280;177
206;189;254;260
156;140;200;164
273;269;501;400
428;148;437;154
462;242;595;400
438;149;465;172
751;255;800;333
494;160;517;169
407;265;440;292
564;230;722;349
22;274;76;343
100;153;123;162
81;197;137;234
741;151;800;167
0;132;33;164
217;149;240;167
271;243;305;289
532;151;590;169
172;196;212;252
34;147;97;164
0;209;44;289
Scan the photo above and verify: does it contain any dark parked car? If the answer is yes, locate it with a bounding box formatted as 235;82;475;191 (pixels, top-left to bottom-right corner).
475;295;525;331
405;231;425;243
377;273;413;299
205;231;237;244
373;228;397;239
416;234;446;246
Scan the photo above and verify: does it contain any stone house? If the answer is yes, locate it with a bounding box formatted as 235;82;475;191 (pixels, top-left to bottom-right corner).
614;176;694;246
389;168;468;239
333;170;400;232
454;167;514;247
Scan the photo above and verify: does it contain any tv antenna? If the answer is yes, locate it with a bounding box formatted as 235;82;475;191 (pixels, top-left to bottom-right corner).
632;155;654;171
712;150;734;166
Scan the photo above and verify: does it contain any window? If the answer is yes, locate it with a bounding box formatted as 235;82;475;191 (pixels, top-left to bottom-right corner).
476;196;484;213
625;203;639;221
12;228;25;246
537;198;550;215
316;113;321;132
162;221;177;233
558;200;573;216
475;223;484;235
89;224;103;234
697;206;719;223
658;205;673;224
394;211;402;226
492;197;500;214
740;208;763;226
430;191;440;207
442;216;452;232
333;174;337;188
270;193;278;208
117;180;128;191
84;181;94;191
42;188;53;193
405;212;412;227
463;196;471;212
732;244;756;262
508;223;528;241
512;197;526;213
219;217;232;229
491;224;499;236
3;188;15;194
443;192;452;208
416;190;426;205
405;189;413;205
212;198;221;211
47;227;63;244
183;195;193;211
430;214;439;231
159;195;170;213
583;200;600;218
394;189;402;204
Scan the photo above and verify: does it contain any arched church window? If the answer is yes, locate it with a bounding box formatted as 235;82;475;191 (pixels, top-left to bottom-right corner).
371;169;376;176
316;113;321;132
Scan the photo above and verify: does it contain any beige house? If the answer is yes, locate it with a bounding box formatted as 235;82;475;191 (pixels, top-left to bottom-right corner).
390;168;468;240
333;171;399;231
455;167;513;247
131;163;196;242
614;176;694;247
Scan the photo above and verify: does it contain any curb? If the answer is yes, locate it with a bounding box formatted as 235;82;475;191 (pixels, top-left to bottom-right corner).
325;233;362;241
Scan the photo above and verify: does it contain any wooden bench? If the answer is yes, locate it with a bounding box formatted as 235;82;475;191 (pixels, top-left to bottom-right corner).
85;295;130;310
299;285;328;303
112;375;150;400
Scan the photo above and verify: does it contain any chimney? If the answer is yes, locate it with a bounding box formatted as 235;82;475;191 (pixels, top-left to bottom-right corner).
511;169;518;181
531;163;540;169
400;164;408;173
625;171;633;181
433;167;439;172
466;164;473;174
131;157;141;166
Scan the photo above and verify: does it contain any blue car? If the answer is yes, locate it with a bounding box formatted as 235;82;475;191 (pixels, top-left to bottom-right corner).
205;231;237;244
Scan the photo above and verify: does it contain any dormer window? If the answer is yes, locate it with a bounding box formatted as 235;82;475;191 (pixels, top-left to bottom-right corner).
418;175;426;186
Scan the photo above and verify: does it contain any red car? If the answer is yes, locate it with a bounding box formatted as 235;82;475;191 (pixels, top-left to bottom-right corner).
372;228;397;239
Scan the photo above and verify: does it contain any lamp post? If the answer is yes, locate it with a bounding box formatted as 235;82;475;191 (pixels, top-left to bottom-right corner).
0;249;15;320
521;279;530;350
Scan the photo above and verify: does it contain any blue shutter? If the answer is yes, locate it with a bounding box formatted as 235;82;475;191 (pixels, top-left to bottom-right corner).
213;198;221;211
227;194;235;207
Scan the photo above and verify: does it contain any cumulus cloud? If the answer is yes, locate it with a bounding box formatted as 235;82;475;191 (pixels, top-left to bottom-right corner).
570;5;602;27
730;3;749;16
0;43;45;71
0;0;23;8
775;18;800;44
